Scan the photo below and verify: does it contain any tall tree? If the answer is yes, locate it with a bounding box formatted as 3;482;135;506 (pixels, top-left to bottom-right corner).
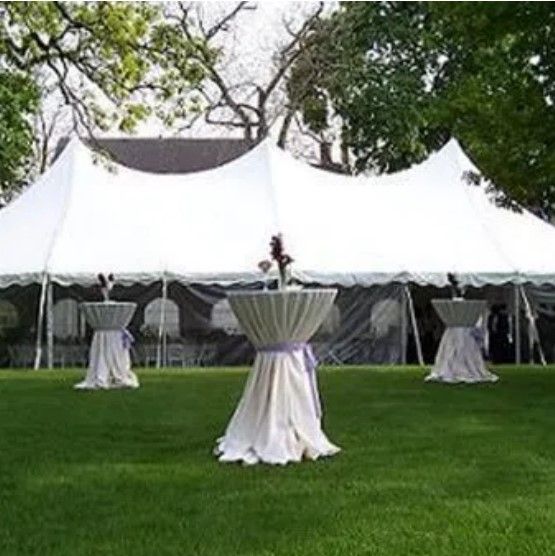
0;72;39;199
167;2;324;145
291;2;555;211
0;1;209;197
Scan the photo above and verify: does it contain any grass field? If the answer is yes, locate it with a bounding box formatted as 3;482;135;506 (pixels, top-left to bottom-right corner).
1;366;555;555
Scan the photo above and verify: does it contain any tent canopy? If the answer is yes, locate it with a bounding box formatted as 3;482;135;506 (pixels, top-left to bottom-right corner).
1;136;555;287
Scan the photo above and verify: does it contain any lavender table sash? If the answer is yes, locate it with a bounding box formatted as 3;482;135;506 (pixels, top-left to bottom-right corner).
258;341;322;419
443;325;485;351
94;327;134;350
121;328;134;350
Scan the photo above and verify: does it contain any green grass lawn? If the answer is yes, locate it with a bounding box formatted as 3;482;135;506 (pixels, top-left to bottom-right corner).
1;366;555;555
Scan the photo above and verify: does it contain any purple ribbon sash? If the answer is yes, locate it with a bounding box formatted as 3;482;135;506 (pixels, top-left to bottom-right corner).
470;326;485;350
258;341;322;419
121;328;134;350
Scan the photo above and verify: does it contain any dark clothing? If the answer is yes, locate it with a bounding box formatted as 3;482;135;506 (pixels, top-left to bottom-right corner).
488;311;511;363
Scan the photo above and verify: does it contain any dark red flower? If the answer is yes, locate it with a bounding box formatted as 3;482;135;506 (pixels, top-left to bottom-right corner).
269;234;293;285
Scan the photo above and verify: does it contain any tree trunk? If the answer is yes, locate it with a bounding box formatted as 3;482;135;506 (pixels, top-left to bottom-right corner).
277;107;295;148
340;142;350;172
319;141;333;168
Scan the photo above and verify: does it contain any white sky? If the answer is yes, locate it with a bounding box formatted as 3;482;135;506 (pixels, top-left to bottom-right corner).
43;1;338;164
136;1;335;142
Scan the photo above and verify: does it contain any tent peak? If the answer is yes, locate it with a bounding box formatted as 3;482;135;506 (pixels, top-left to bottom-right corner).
436;137;478;172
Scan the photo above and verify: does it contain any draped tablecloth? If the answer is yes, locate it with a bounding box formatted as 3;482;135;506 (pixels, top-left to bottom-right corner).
215;289;340;465
426;299;498;384
75;302;139;390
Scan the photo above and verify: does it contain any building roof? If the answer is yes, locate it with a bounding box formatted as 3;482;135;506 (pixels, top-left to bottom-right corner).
55;137;253;174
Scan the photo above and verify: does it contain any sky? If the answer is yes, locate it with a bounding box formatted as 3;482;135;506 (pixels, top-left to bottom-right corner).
136;2;335;138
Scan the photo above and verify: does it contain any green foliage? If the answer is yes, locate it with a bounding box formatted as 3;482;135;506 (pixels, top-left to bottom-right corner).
0;1;209;195
0;72;39;194
290;3;443;171
294;2;555;210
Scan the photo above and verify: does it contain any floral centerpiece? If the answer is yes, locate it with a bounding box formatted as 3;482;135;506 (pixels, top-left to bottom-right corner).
258;234;294;290
98;272;115;301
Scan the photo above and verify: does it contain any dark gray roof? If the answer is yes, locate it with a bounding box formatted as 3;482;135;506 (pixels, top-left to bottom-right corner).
56;137;253;174
55;136;351;175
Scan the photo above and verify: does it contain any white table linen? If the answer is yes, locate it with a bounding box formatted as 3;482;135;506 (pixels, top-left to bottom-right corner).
216;289;340;465
426;299;498;384
75;302;139;390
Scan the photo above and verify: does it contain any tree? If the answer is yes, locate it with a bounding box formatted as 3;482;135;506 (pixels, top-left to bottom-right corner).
428;2;555;212
289;3;442;173
0;1;209;196
166;2;325;145
292;2;555;211
0;72;39;199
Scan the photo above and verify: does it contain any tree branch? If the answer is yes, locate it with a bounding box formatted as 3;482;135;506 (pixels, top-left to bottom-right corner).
203;2;255;40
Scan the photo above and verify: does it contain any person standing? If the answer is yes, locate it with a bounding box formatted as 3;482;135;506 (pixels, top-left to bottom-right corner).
488;304;511;363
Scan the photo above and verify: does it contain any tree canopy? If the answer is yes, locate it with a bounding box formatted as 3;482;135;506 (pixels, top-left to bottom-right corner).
0;1;208;197
0;72;39;196
291;2;555;212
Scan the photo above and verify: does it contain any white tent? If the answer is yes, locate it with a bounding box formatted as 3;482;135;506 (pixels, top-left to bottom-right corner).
2;136;555;288
2;136;555;369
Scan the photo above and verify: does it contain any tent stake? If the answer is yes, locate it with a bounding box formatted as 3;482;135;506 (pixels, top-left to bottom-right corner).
404;285;424;366
33;273;48;370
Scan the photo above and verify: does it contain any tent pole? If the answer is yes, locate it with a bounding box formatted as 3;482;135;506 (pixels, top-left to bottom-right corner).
33;273;48;370
482;303;489;359
519;285;546;366
79;309;86;339
400;286;408;364
163;284;168;367
162;276;168;368
514;285;521;364
404;285;424;366
156;275;168;369
46;278;53;370
528;311;534;364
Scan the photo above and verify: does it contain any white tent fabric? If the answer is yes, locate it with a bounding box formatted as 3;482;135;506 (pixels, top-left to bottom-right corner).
2;136;555;287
